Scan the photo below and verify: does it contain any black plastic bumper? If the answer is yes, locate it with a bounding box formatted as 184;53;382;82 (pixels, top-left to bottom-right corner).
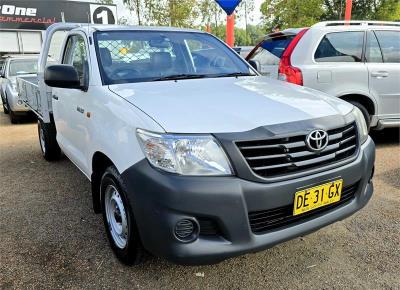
121;137;375;265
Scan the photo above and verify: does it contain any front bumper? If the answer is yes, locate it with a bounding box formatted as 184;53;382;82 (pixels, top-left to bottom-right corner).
121;137;375;265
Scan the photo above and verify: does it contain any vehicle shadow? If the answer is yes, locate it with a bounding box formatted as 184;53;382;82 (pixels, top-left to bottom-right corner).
370;128;400;146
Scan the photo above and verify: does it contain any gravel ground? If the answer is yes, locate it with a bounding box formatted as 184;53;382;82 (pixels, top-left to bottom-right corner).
0;111;399;290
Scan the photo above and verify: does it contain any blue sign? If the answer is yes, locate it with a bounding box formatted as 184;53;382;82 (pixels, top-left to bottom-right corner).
215;0;242;15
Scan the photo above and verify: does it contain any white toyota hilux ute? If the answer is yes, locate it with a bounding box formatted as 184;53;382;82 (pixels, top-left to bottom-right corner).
17;23;375;265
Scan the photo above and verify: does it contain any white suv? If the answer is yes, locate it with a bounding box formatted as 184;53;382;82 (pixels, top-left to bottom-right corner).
247;21;400;130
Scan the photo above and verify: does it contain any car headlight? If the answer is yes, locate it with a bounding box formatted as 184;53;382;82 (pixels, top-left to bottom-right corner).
351;107;368;144
136;129;233;176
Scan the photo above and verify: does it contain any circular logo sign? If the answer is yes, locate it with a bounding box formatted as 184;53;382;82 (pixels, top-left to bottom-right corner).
306;129;329;152
93;6;115;24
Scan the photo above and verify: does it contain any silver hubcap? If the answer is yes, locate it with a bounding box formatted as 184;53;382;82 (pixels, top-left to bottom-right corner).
39;125;46;154
105;185;128;249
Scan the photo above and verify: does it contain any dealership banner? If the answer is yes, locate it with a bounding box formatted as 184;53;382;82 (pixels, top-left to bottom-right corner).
0;0;117;30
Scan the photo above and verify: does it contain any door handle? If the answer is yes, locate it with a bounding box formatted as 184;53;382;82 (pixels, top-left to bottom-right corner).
52;95;59;100
371;71;389;78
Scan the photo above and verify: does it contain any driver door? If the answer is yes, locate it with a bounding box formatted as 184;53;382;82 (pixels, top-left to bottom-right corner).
53;34;90;173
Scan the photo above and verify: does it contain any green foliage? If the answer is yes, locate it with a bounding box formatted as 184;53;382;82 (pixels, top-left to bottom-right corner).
323;0;400;21
261;0;400;31
261;0;325;30
117;0;266;45
375;0;400;21
211;24;265;46
147;0;199;27
96;0;114;4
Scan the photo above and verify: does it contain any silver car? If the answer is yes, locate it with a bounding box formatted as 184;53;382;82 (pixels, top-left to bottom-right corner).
247;21;400;130
1;56;38;123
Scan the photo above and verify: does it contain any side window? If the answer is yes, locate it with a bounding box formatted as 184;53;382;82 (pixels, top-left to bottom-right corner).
374;31;400;63
314;32;364;63
63;35;89;87
366;31;383;63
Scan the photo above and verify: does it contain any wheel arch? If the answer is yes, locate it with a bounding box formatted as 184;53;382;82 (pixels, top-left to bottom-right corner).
338;93;377;116
91;151;115;214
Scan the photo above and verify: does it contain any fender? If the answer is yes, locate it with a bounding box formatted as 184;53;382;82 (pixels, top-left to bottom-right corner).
336;90;378;113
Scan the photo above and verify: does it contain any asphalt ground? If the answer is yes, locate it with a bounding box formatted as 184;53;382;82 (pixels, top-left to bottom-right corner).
0;111;399;289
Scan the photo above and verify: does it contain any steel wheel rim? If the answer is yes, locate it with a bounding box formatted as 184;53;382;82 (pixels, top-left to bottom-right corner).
39;125;46;154
105;184;128;249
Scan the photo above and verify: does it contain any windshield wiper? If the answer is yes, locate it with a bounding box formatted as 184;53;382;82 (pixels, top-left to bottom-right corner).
213;72;256;78
153;74;208;81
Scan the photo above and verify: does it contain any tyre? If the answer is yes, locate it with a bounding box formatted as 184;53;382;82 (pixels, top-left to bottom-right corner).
348;101;371;130
4;96;20;123
9;109;20;124
38;119;62;161
101;166;145;265
2;97;9;114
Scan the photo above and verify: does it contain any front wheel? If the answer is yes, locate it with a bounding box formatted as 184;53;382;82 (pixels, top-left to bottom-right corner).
2;99;9;114
38;120;62;161
101;166;145;265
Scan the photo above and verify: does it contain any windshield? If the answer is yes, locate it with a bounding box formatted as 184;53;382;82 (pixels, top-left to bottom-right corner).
94;31;254;85
9;59;38;76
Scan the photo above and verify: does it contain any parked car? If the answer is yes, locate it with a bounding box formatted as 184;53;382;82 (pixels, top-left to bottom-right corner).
247;21;400;130
0;59;4;74
18;23;375;266
233;46;254;58
1;55;38;123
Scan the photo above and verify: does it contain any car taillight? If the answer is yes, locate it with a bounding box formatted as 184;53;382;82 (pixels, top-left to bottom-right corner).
278;28;309;86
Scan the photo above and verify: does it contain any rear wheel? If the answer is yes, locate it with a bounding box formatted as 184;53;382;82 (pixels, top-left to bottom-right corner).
101;166;145;265
348;101;371;130
9;109;20;124
38;119;62;161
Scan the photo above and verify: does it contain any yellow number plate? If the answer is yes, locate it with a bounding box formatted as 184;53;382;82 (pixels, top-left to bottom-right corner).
293;179;343;216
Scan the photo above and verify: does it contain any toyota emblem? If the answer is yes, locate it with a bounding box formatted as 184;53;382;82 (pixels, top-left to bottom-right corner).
306;129;329;152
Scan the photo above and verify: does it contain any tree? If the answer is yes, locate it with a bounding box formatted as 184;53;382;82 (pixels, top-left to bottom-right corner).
261;0;325;30
376;0;400;21
122;0;149;25
198;0;221;27
208;24;264;46
261;0;400;31
146;0;200;27
322;0;400;21
96;0;114;4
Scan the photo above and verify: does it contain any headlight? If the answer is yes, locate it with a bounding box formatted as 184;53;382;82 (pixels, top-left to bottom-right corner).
351;107;368;144
136;129;233;176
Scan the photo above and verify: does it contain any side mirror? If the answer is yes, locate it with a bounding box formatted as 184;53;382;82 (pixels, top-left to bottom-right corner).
44;65;81;89
248;60;260;71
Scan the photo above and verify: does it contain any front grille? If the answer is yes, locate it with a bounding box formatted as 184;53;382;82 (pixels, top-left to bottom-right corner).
248;182;359;234
236;123;358;178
